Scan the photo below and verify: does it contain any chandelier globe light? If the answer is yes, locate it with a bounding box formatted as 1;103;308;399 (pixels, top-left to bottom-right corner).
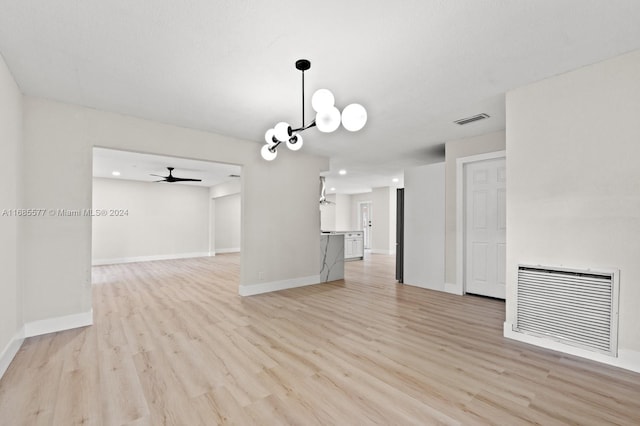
311;89;335;112
286;133;303;151
341;103;368;132
260;59;367;161
316;106;341;133
264;129;277;146
260;144;278;161
273;122;292;142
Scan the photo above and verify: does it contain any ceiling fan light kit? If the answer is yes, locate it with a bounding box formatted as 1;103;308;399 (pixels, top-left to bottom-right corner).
260;59;367;161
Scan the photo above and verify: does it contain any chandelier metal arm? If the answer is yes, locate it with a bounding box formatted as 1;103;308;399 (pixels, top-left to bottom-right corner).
291;120;316;133
268;140;282;152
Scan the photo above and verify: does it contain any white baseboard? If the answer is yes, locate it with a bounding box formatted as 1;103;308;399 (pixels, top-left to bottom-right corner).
402;281;444;291
0;327;25;380
24;310;93;338
444;282;463;295
239;275;321;296
215;248;240;254
92;252;211;266
1;311;94;379
370;249;395;255
504;322;640;373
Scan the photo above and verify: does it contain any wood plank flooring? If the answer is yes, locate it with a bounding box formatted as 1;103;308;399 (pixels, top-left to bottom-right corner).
1;253;640;425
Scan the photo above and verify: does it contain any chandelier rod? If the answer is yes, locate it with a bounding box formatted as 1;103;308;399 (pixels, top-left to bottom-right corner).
293;59;316;133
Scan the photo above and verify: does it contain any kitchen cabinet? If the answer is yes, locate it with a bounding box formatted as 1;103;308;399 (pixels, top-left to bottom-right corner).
343;231;364;261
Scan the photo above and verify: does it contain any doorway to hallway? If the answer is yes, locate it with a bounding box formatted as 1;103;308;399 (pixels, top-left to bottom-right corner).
358;201;372;249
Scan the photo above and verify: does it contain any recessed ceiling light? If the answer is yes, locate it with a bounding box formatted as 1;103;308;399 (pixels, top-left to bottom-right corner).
392;178;399;183
339;169;347;175
111;171;121;176
330;187;336;191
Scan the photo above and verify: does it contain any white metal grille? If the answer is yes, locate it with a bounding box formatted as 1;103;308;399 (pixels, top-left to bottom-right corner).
454;113;490;125
516;265;619;356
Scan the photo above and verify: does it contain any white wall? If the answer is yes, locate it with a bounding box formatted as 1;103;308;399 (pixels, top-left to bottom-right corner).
505;50;640;371
403;163;445;290
0;53;23;377
21;97;329;325
444;131;506;287
214;193;241;253
334;194;352;230
350;192;372;232
349;189;397;253
210;179;240;198
92;178;210;263
210;179;241;254
320;193;352;231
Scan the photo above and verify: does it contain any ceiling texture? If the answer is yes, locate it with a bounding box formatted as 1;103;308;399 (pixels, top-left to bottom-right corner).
2;1;640;193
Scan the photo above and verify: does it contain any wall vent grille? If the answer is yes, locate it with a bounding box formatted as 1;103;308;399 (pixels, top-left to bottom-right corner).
515;265;619;356
454;113;490;125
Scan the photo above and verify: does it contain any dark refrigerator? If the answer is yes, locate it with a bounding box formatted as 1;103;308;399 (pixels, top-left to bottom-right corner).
395;188;404;282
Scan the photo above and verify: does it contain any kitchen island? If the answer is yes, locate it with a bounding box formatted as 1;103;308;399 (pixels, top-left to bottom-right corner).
322;231;364;261
320;233;344;282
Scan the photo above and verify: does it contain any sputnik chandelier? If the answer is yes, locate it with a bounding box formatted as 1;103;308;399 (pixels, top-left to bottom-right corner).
260;59;367;161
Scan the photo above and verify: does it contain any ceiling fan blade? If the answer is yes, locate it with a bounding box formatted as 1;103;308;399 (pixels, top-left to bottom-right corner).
150;168;201;182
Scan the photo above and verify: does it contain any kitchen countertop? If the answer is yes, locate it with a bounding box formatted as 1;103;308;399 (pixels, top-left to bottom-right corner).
321;230;363;235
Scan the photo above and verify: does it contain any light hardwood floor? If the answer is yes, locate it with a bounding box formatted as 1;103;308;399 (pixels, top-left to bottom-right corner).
1;253;639;425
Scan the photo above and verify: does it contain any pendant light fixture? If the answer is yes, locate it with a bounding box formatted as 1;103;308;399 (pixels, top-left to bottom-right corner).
260;59;367;161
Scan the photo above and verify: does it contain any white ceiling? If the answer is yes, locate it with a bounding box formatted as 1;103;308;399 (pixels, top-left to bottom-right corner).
2;1;640;193
93;148;241;188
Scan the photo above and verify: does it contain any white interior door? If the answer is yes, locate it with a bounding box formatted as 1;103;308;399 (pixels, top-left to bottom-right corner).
359;202;372;249
464;157;506;299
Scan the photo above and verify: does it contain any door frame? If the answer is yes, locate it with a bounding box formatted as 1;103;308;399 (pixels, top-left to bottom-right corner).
455;150;506;295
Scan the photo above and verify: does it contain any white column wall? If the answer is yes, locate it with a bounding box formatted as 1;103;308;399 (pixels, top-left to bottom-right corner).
0;53;23;377
21;97;329;323
403;163;445;290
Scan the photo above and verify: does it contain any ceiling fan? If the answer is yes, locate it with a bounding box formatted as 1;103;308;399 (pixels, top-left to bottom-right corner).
151;167;202;183
319;176;335;205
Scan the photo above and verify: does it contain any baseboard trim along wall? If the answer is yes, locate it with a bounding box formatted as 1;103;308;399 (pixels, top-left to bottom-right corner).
370;249;396;255
92;252;212;266
24;310;93;338
215;248;241;254
504;322;640;374
0;328;25;380
239;275;321;296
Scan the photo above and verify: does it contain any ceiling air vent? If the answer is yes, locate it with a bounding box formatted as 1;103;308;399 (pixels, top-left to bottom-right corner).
454;113;490;126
